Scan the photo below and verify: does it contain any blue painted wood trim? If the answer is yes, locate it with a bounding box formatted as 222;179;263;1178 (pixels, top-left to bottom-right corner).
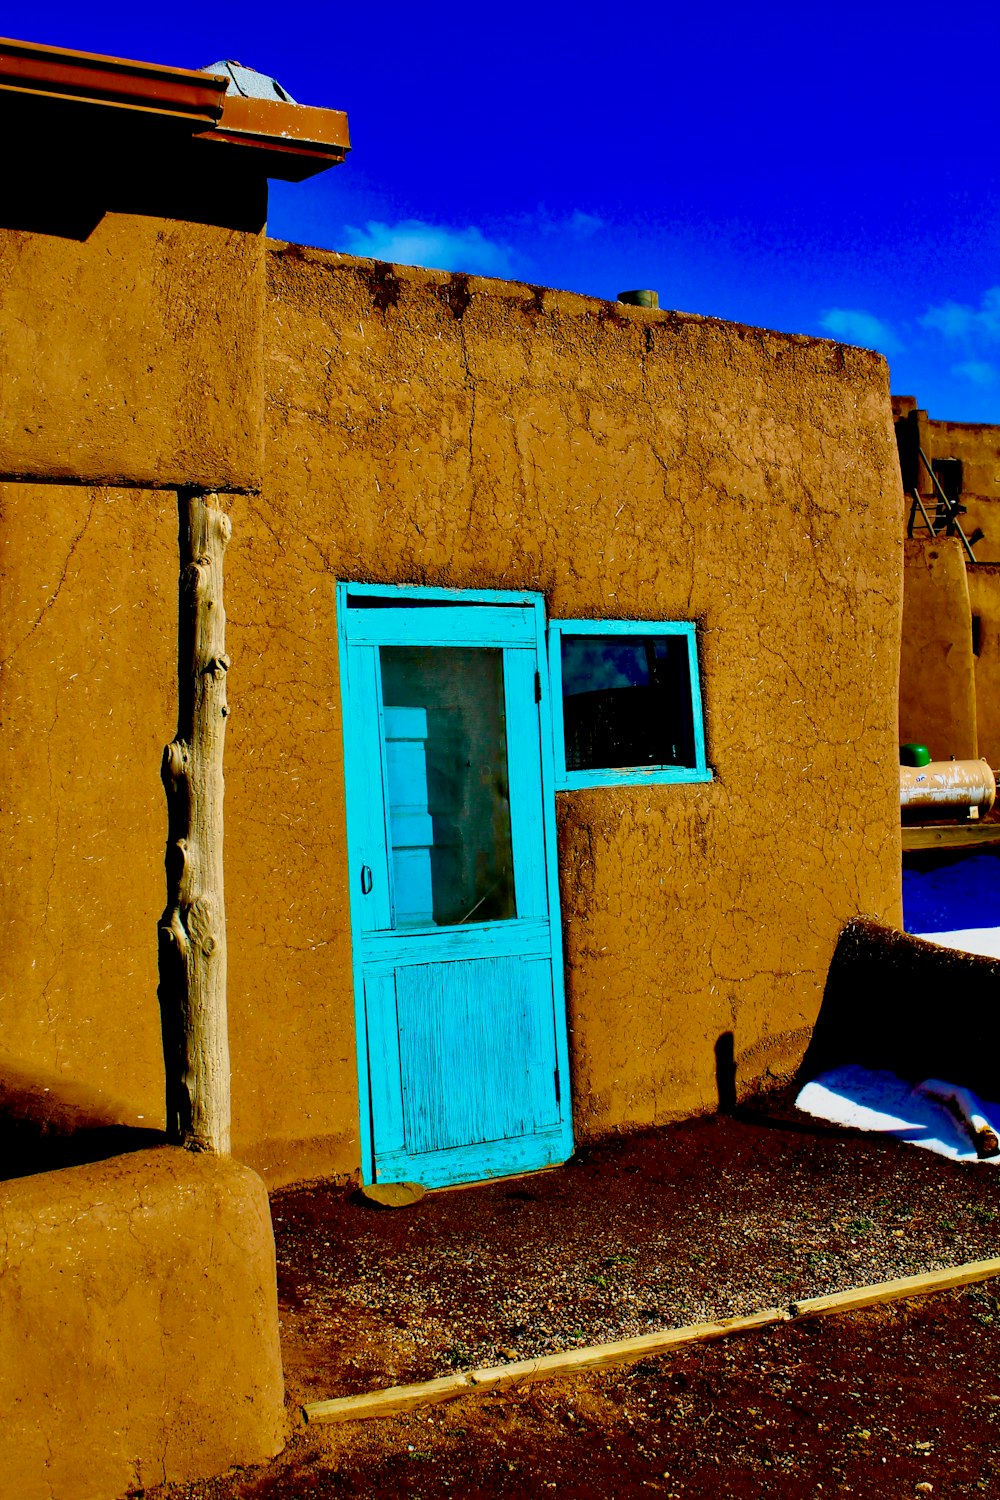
345;605;536;648
336;582;376;1187
685;626;709;776
343;582;542;606
361;916;552;969
558;767;715;790
503;647;549;922
375;1123;570;1190
534;597;575;1163
548;617;712;792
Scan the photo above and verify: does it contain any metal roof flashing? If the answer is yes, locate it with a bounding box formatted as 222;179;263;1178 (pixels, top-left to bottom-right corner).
0;36;349;180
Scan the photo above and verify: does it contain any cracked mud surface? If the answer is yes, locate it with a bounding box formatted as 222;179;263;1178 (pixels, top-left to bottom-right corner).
142;1098;1000;1499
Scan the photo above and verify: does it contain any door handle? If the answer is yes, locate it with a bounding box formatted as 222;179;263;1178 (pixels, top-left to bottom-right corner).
360;865;373;896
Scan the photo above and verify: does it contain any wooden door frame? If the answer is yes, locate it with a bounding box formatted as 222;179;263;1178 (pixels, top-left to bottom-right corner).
336;581;571;1186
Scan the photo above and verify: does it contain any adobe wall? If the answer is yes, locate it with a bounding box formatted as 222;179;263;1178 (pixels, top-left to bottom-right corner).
242;247;903;1148
0;213;264;493
0;239;905;1177
0;487;176;1130
0;481;359;1181
966;563;1000;770
895;398;1000;564
899;537;978;761
0;1148;285;1500
804;918;1000;1100
926;419;1000;563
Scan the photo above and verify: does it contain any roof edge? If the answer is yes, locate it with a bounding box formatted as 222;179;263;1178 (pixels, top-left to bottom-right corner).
0;36;349;179
0;35;227;124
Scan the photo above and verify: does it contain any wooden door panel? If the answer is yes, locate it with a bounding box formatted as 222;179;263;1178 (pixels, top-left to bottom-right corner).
365;972;405;1158
396;955;560;1156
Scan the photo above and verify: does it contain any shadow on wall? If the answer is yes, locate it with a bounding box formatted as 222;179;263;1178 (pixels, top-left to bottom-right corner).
714;1031;738;1114
0;1062;164;1181
799;918;1000;1098
0;94;267;242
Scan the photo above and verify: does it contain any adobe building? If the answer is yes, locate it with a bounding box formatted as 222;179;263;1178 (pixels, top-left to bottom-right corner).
0;39;908;1195
0;32;909;1497
895;395;1000;769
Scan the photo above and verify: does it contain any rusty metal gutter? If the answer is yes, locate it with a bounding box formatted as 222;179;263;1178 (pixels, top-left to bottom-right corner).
0;36;349;179
0;36;227;123
206;94;350;179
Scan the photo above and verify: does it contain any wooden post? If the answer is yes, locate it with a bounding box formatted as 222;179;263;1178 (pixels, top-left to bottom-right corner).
158;490;232;1154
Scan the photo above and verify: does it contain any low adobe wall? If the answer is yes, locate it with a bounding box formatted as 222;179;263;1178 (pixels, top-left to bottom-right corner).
0;1148;285;1500
803;919;1000;1096
899;537;977;761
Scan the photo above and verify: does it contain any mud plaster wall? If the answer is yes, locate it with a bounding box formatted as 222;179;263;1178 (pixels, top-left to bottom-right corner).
0;215;264;491
0;487;177;1130
247;246;904;1152
899;538;977;761
924;419;1000;565
966;564;1000;770
0;240;904;1177
0;481;356;1182
0;1148;285;1500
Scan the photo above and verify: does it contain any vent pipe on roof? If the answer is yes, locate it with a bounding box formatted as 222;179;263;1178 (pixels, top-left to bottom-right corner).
202;60;296;102
618;289;659;309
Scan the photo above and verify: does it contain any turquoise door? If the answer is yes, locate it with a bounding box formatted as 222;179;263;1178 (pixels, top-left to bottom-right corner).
338;584;573;1189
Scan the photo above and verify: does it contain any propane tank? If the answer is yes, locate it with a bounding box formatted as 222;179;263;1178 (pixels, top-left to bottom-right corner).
899;758;997;819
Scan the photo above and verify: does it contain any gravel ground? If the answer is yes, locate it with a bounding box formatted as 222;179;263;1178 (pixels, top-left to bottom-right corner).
163;1291;997;1499
271;1091;1000;1405
137;1091;1000;1500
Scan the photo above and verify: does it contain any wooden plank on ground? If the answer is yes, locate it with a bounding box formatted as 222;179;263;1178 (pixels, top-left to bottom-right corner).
790;1256;1000;1320
301;1258;1000;1426
468;1307;789;1392
304;1374;471;1424
902;822;1000;852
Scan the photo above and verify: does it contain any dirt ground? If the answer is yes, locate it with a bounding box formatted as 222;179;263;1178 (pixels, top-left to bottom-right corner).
139;1098;1000;1498
147;1288;998;1498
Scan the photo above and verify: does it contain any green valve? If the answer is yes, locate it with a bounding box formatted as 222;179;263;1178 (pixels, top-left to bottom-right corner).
900;743;931;767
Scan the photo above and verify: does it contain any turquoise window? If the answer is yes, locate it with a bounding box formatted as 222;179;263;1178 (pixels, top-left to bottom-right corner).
548;619;711;790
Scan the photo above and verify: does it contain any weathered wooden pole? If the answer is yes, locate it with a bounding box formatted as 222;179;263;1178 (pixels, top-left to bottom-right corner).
158;490;232;1153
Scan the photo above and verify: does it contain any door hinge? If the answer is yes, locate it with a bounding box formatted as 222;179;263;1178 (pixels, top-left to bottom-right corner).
534;670;542;703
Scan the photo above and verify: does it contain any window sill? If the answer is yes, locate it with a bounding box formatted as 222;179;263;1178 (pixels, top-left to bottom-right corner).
555;766;714;791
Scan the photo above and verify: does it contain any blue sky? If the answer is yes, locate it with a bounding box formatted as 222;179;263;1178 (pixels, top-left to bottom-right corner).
15;3;1000;421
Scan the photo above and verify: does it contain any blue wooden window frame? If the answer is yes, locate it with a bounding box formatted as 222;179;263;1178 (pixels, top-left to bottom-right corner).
548;618;711;790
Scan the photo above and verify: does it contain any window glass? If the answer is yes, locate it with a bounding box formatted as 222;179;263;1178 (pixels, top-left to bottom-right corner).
550;622;709;789
561;634;695;772
380;646;516;926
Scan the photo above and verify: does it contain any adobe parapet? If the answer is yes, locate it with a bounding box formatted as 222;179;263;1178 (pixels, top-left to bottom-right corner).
0;36;349;493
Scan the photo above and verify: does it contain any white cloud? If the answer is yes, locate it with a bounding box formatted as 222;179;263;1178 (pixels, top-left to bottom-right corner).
921;287;1000;343
341;219;515;277
952;360;998;387
508;206;605;238
819;307;902;355
567;210;604;237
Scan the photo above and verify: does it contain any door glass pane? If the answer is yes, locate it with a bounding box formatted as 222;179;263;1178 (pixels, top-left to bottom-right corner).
380;646;516;927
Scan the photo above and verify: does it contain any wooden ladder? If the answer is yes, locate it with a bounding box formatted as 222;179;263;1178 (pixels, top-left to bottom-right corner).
906;444;979;562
